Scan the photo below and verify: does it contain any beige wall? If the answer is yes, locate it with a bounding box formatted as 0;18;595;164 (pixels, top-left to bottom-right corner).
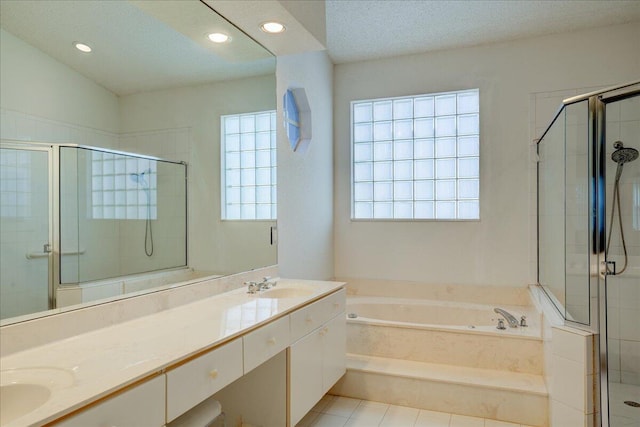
276;51;334;279
333;22;640;287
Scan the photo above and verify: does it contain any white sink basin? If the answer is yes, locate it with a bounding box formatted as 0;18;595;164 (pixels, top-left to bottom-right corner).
0;383;51;424
258;287;315;299
0;367;74;424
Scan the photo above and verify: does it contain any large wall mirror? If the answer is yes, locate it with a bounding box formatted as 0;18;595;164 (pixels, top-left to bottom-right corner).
0;0;277;324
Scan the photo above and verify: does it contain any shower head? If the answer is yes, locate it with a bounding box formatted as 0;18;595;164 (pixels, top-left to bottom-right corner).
611;141;639;164
129;169;152;187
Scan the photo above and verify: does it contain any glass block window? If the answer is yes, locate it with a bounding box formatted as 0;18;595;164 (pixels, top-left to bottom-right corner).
221;111;277;220
90;151;157;220
352;89;480;220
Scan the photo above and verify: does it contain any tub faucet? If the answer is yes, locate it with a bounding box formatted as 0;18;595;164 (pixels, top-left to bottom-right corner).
494;308;519;328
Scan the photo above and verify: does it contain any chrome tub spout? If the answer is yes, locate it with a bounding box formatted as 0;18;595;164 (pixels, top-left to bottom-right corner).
494;308;519;328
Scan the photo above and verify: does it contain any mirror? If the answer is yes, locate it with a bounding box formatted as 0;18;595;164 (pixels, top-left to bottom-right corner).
0;0;277;323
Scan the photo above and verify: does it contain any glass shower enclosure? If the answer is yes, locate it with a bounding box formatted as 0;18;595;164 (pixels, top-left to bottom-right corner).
537;81;639;426
0;142;187;320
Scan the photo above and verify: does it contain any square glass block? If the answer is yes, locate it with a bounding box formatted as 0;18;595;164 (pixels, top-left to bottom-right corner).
354;123;373;142
255;132;270;150
435;94;456;116
394;140;413;160
92;206;103;218
393;99;413;119
394;201;413;218
414;118;434;138
137;205;147;218
458;136;479;156
374;181;393;201
256;113;271;132
373;101;392;121
354;182;373;201
92;160;103;174
241;204;256;220
270;112;277;129
458;157;479;178
115;175;125;190
241;186;256;203
414;97;434;117
114;159;126;174
435;116;456;137
414;159;434;179
374;162;393;181
240;115;255;133
414;139;434;158
458;179;479;199
353;102;373;123
458;200;479;219
103;175;115;190
374;121;392;140
92;176;102;190
436;158;456;179
115;206;125;219
256;204;271;219
394;160;413;180
415;201;435;218
271;132;277;149
256;168;271;185
373;141;392;161
226;204;241;219
240;133;255;151
271;149;277;166
126;158;139;174
458;114;479;135
126;190;138;204
271;203;277;219
415;180;434;200
436;201;456;219
225;116;240;134
394;181;413;200
394;119;413;139
373;202;393;218
354;162;373;181
256;185;271;205
256;150;271;168
271;185;277;201
458;91;479;114
241;168;256;186
436;180;456;200
354;201;373;218
435;138;456;157
103;159;114;174
241;151;256;168
354;143;373;162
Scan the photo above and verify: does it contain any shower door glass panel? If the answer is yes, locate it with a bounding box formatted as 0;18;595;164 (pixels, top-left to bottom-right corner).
0;146;51;320
60;147;187;284
605;94;640;427
538;99;591;325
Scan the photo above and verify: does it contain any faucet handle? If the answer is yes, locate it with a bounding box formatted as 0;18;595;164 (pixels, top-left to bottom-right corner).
520;316;528;327
245;281;259;294
496;319;506;330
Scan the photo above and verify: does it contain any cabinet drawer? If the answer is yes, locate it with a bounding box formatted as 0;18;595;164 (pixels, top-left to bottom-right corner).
290;288;346;342
243;315;290;373
56;375;165;427
166;338;243;422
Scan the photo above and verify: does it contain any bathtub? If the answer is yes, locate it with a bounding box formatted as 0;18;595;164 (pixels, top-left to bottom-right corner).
346;295;540;338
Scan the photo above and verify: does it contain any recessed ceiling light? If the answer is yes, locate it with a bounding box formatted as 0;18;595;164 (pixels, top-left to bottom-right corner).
260;22;285;34
74;42;92;53
207;33;230;43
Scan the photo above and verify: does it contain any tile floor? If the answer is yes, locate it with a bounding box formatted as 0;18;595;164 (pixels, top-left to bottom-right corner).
296;395;537;427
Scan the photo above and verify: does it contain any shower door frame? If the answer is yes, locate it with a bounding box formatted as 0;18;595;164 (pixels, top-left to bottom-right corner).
0;140;58;311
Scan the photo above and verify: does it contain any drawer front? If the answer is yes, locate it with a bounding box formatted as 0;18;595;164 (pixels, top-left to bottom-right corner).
166;338;243;422
290;288;346;342
243;315;290;373
56;375;165;427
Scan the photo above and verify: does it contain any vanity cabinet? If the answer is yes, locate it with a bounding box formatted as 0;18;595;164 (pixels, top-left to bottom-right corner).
289;291;346;426
166;337;243;422
55;375;165;427
243;314;290;373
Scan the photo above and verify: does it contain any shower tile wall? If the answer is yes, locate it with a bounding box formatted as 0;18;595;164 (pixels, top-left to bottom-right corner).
605;96;640;387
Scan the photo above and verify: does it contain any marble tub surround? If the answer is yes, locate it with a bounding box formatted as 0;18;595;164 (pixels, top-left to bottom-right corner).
342;278;531;306
0;278;344;426
1;265;277;357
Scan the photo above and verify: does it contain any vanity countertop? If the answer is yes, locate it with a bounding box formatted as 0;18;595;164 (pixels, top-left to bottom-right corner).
0;279;345;427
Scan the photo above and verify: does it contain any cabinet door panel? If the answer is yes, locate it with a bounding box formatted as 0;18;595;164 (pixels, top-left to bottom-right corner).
322;313;346;393
289;331;323;426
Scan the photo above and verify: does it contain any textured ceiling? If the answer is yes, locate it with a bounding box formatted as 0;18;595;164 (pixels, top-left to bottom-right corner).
325;0;640;63
0;0;275;96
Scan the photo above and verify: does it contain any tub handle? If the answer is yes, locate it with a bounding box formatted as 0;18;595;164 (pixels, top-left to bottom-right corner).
496;319;506;330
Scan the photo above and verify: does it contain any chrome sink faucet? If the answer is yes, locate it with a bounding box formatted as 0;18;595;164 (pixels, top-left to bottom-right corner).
245;277;277;293
494;308;519;328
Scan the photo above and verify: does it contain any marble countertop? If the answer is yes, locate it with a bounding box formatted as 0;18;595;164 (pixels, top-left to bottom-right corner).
0;279;345;427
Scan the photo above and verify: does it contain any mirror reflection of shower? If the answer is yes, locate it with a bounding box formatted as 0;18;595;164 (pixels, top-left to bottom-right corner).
606;140;639;275
130;169;154;257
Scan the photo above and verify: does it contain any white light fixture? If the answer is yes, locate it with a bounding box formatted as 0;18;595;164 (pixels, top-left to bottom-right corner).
207;33;230;43
74;42;92;53
260;22;285;34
